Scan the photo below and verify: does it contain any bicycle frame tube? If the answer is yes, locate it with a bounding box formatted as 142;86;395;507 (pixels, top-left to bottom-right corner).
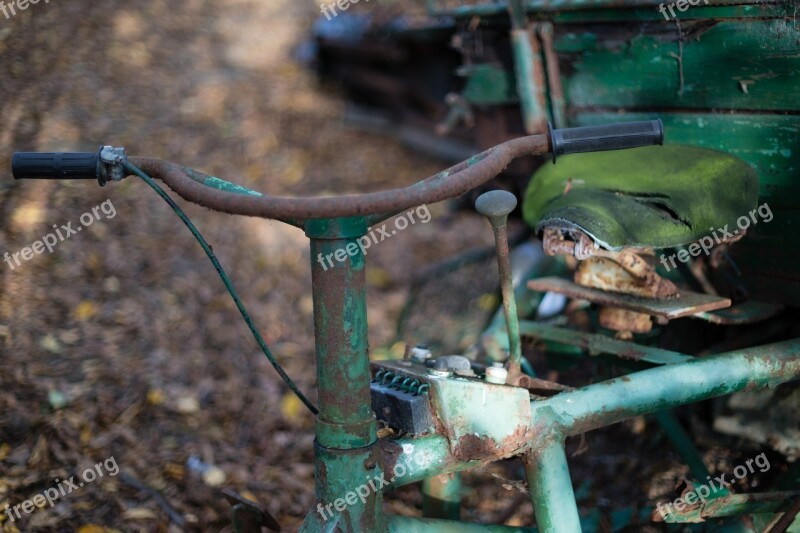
302;217;386;532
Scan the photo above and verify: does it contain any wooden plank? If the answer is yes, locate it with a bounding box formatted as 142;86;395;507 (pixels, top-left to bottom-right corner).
557;19;800;111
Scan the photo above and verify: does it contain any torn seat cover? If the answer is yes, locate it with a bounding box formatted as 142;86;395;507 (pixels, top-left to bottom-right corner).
523;144;760;251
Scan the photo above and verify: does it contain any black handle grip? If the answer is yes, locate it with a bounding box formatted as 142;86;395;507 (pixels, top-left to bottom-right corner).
549;119;664;162
12;151;100;180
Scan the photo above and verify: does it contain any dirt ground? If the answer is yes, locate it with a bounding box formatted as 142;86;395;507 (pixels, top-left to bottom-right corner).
0;1;780;532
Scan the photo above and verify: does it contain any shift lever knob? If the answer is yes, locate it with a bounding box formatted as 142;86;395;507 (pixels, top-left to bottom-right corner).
475;190;517;226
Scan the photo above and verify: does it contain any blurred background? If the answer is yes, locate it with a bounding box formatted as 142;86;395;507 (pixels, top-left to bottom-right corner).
0;1;507;530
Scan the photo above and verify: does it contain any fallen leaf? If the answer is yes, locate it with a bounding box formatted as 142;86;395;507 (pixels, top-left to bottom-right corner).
164;462;185;481
74;301;99;321
27;434;49;468
366;267;391;289
80;425;92;446
40;334;61;354
58;329;80;344
147;388;166;406
202;466;226;487
11;203;44;231
240;490;259;504
48;390;68;410
122;508;158;520
377;427;395;438
175;396;200;415
477;293;499;312
77;525;107;533
280;392;304;425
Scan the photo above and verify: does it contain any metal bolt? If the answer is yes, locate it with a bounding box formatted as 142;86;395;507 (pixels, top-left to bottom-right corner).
411;345;433;364
429;360;452;378
485;363;509;385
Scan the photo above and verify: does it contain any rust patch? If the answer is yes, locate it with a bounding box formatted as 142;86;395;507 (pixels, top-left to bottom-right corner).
318;458;328;487
453;434;499;462
619;348;647;361
512;375;574;396
452;425;534;462
542;227;678;299
598;306;653;335
378;438;404;477
576;256;677;299
542;227;596;260
567;406;634;437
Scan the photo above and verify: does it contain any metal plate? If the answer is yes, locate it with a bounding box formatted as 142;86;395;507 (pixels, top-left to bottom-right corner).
527;276;731;319
695;300;783;325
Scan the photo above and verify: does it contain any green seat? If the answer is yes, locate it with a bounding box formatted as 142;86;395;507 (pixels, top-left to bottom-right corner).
522;144;760;251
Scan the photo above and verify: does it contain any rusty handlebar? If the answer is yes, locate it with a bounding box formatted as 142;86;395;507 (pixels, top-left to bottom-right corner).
13;120;663;221
128;135;549;221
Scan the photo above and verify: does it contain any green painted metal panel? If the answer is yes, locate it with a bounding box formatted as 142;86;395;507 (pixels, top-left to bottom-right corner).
559;19;800;111
554;32;599;53
462;64;519;105
429;373;533;461
547;5;792;23
428;0;792;18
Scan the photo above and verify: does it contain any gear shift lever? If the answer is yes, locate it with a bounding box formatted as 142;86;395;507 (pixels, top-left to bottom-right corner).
475;190;523;382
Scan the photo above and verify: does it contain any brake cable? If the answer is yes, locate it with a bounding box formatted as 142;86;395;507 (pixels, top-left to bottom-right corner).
121;160;319;415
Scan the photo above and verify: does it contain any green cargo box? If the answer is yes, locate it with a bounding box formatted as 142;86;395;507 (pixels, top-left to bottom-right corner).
430;0;799;305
